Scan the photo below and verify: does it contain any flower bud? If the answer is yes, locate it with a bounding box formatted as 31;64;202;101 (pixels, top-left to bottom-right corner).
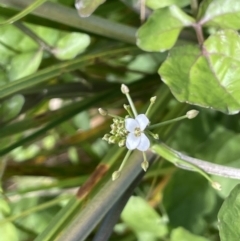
109;136;117;143
110;130;116;135
102;134;110;141
150;96;157;103
141;160;149;172
118;139;125;147
123;104;130;110
211;181;221;191
113;118;119;124
186;110;199;119
110;124;117;130
121;84;129;94
98;108;108;116
152;133;159;140
112;171;121;181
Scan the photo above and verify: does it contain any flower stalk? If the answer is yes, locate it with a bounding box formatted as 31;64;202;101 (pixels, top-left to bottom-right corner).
148;110;199;130
121;84;138;117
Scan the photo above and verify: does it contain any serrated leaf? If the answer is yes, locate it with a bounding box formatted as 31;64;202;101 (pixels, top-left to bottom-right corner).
146;0;190;9
198;0;240;29
159;29;240;114
8;50;43;81
136;5;195;52
218;184;240;241
171;227;210;241
75;0;106;17
121;196;168;240
53;33;90;60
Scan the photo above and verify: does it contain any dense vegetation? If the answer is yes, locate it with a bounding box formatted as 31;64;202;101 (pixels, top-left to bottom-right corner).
0;1;240;241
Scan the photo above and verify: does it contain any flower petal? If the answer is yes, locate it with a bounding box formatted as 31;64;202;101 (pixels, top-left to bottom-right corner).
125;118;139;132
136;114;149;131
126;133;140;150
137;133;150;151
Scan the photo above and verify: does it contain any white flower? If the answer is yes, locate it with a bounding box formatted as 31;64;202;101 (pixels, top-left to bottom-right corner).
125;114;150;151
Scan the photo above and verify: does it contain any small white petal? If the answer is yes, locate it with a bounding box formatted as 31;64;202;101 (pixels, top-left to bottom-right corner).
126;133;140;150
137;133;150;151
136;114;149;131
125;118;139;132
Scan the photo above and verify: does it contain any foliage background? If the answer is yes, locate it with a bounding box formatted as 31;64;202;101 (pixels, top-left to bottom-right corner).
0;0;240;241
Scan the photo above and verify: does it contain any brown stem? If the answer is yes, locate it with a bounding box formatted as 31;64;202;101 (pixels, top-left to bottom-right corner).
193;23;205;46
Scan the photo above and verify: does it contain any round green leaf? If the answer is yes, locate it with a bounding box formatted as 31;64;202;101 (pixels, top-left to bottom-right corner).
8;50;43;81
218;184;240;241
0;94;25;122
136;5;195;52
198;0;240;29
171;227;210;241
53;33;90;60
159;30;240;114
146;0;190;9
121;196;168;239
0;198;18;241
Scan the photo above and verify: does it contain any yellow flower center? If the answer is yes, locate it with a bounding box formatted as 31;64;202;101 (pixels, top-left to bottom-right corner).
134;127;141;137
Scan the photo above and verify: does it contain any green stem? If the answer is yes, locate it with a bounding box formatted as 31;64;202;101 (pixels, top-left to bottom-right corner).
0;0;136;44
108;113;124;120
0;0;47;25
126;93;138;118
145;102;154;117
0;195;70;225
148;115;187;130
151;143;215;184
118;150;132;172
14;22;53;52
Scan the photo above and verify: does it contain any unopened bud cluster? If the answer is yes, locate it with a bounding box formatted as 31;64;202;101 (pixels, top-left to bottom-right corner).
102;117;128;147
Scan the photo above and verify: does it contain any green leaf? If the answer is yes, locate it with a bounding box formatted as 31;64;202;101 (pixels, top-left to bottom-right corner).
0;197;18;241
136;5;195;52
8;50;43;81
75;0;106;17
53;33;91;60
170;227;210;241
163;170;216;234
198;0;240;29
159;29;240;114
146;0;190;9
121;196;168;240
218;184;240;241
0;94;25;122
0;223;18;241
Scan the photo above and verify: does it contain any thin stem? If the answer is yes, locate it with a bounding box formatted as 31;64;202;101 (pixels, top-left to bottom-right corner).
190;0;198;17
14;22;54;52
142;152;147;162
140;0;146;23
145;97;156;117
125;93;138;118
0;0;47;25
193;24;204;46
0;195;70;225
123;105;134;118
108;113;124;120
118;150;132;172
148;115;187;130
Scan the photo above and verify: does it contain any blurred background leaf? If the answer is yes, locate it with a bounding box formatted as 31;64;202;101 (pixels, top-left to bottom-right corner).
0;1;239;241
